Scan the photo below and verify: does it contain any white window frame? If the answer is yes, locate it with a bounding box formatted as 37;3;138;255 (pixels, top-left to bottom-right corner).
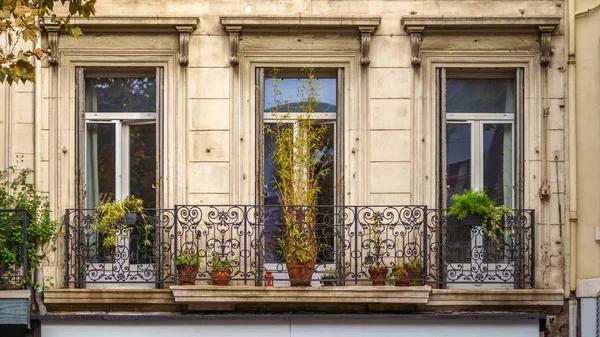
441;68;523;288
80;68;162;288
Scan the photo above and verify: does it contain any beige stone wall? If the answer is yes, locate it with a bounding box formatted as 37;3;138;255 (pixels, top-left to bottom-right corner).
0;0;569;290
575;0;600;296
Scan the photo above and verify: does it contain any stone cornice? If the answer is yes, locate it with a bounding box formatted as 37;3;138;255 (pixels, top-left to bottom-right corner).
43;16;199;34
220;15;380;67
401;16;561;67
220;15;381;30
401;16;561;30
42;16;198;67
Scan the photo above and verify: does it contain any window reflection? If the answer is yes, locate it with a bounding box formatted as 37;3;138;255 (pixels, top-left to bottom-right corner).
86;77;156;112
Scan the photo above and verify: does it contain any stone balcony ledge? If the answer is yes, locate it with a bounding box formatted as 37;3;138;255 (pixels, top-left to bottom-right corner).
42;286;564;313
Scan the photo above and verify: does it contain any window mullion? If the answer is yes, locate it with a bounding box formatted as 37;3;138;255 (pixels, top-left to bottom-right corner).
115;121;123;200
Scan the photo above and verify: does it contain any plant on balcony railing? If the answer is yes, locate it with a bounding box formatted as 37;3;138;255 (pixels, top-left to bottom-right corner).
267;68;330;286
448;189;512;245
91;195;150;249
0;167;57;289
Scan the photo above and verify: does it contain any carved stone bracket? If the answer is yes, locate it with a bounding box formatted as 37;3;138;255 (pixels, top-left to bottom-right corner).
539;25;554;67
358;26;375;67
46;25;59;66
406;26;424;67
176;26;193;67
225;26;242;67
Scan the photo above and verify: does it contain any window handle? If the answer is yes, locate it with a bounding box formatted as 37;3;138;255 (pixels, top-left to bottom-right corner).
152;184;157;189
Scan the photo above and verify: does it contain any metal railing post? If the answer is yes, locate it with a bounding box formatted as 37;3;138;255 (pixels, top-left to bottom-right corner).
422;206;428;285
22;211;29;288
530;210;535;288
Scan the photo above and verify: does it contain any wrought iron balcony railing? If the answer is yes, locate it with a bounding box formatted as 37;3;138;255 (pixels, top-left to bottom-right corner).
64;206;534;288
0;210;29;289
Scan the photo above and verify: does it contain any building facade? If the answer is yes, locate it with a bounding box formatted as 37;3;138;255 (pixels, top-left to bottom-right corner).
1;0;593;336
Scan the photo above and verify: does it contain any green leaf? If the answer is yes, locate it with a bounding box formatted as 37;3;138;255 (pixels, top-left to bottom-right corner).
69;26;82;38
68;0;78;15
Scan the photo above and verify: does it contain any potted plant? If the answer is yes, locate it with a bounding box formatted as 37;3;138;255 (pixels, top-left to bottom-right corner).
176;250;203;285
267;68;330;286
447;189;512;245
394;258;425;286
320;267;336;286
391;264;409;286
365;211;388;286
91;195;150;250
211;253;233;286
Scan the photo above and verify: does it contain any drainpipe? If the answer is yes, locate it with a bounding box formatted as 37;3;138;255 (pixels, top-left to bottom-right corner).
567;0;578;295
33;16;47;316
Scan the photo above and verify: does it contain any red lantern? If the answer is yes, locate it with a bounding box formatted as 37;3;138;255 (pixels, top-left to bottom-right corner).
265;271;274;287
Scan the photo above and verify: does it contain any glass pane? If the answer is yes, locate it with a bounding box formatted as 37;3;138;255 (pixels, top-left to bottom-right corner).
85;77;156;112
129;123;157;209
446;123;472;208
446;123;472;265
128;123;157;265
262;122;336;264
446;78;514;113
86;123;115;263
86;123;115;208
315;124;335;263
263;123;285;263
264;77;337;113
483;123;513;207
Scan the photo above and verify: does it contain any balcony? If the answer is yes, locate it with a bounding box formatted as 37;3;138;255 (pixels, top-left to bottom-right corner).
63;205;535;289
0;210;29;289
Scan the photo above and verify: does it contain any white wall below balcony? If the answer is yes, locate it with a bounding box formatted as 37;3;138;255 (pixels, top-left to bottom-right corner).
41;318;540;337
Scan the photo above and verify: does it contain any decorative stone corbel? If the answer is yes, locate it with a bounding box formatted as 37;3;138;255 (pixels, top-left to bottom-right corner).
539;25;554;67
225;26;242;67
358;26;375;67
46;25;59;66
406;26;424;67
176;26;193;67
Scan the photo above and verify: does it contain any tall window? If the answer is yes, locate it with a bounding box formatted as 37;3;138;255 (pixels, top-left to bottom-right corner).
82;69;160;209
258;68;342;266
440;68;524;283
80;68;162;269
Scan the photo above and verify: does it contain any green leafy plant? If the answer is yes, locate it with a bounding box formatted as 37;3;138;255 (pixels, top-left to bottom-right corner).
211;253;233;272
0;167;58;288
366;211;387;268
391;265;409;285
91;195;150;250
0;0;97;84
447;189;512;245
320;267;336;286
399;258;424;285
267;68;330;264
176;250;204;267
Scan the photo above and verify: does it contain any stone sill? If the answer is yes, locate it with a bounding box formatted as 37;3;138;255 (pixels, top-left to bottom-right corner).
171;285;430;305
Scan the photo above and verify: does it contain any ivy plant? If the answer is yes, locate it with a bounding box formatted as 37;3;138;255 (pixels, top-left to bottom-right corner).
447;189;512;245
0;167;57;288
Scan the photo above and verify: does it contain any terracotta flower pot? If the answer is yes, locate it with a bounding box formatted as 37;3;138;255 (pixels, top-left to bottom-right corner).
177;264;198;285
211;270;232;286
392;267;410;287
368;266;389;286
286;261;315;286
